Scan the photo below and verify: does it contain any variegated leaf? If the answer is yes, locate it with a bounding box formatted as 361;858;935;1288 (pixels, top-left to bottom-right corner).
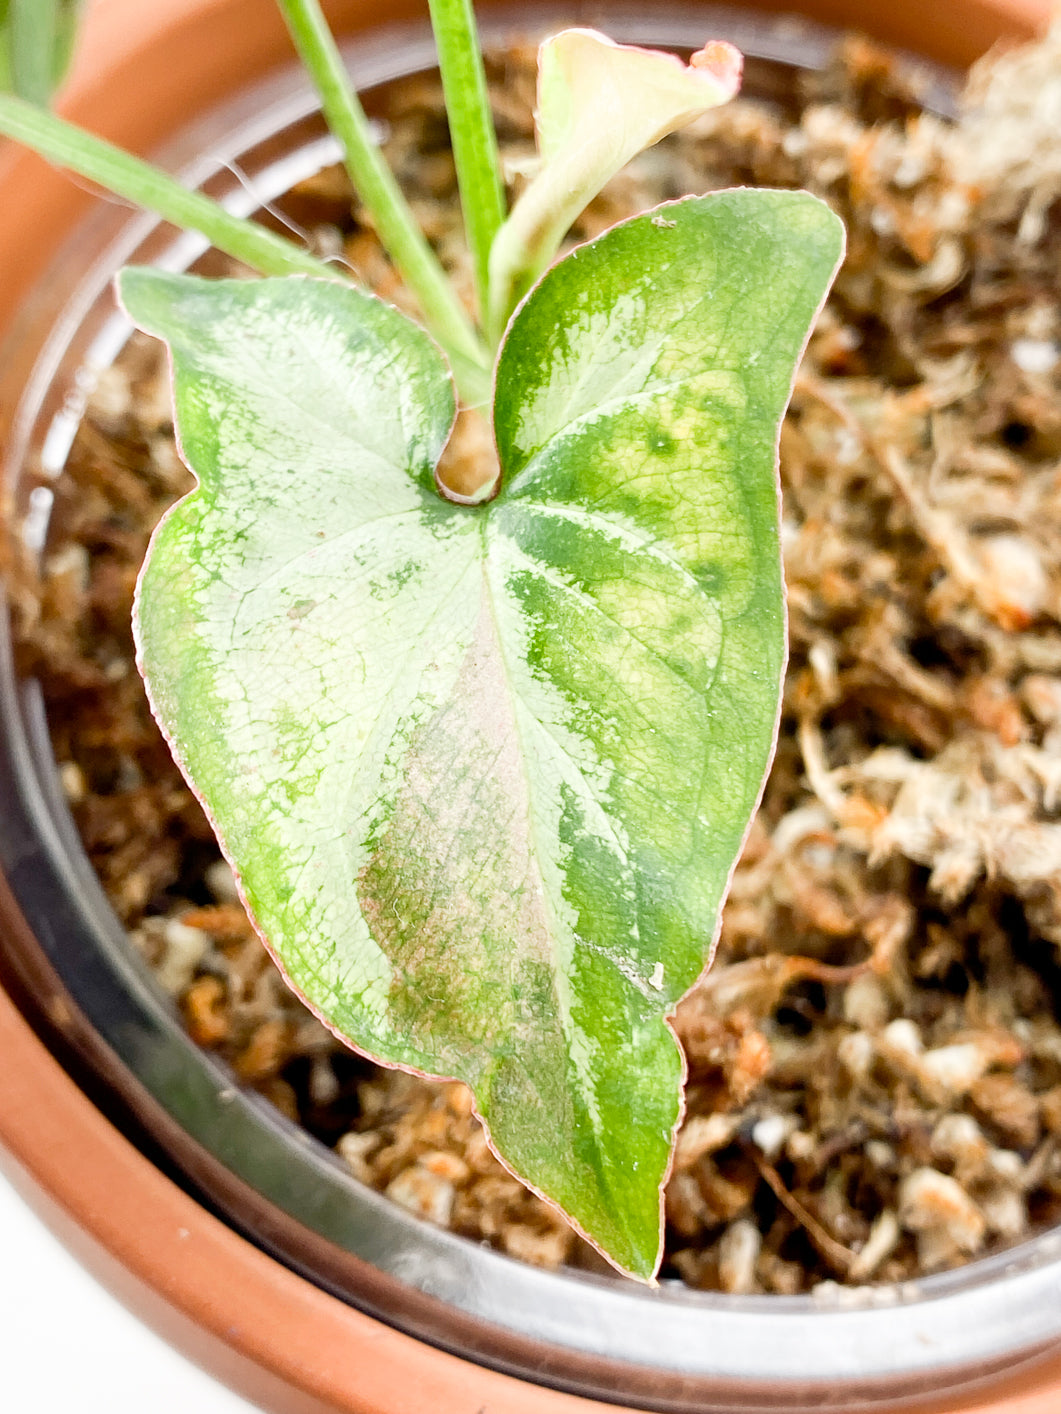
121;187;842;1279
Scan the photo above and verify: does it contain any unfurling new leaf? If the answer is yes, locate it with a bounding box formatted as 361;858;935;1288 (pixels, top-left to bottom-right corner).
122;188;843;1280
486;29;743;339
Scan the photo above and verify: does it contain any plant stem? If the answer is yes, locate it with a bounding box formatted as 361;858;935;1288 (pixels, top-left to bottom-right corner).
426;0;505;325
0;92;492;406
276;0;490;400
10;0;59;105
0;93;339;278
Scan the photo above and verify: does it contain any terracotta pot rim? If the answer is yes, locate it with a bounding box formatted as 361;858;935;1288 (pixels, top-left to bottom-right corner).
2;2;1061;1412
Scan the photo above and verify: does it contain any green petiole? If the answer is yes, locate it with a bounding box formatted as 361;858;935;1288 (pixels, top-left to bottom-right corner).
276;0;491;404
426;0;506;327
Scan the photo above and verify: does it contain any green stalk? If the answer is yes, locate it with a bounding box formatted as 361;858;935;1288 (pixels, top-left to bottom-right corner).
10;0;59;105
426;0;505;325
276;0;490;401
0;93;339;279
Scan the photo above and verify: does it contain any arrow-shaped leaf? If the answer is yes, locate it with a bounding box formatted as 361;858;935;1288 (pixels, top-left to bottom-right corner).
121;187;842;1280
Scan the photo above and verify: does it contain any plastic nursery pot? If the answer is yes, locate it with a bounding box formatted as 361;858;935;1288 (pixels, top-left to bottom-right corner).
1;1;1060;1412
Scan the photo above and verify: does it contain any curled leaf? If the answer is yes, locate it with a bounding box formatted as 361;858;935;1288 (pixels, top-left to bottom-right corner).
535;32;742;163
486;29;742;337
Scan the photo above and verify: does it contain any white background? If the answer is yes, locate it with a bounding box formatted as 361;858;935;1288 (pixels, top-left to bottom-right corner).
0;1167;261;1411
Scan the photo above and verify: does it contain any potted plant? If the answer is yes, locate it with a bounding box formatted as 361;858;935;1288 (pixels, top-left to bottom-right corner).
2;0;1061;1408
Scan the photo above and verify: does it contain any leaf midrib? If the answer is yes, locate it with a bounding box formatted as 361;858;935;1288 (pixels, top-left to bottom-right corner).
478;508;614;1180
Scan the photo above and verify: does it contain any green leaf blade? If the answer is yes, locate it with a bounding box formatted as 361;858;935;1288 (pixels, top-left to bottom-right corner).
125;188;841;1283
486;188;844;1268
122;268;478;1044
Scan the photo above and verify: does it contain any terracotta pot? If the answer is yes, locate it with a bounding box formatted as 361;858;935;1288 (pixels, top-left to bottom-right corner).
2;1;1060;1411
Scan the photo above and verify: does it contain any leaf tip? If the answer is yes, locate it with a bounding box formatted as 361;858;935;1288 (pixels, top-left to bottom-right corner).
114;263;172;337
689;40;744;100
